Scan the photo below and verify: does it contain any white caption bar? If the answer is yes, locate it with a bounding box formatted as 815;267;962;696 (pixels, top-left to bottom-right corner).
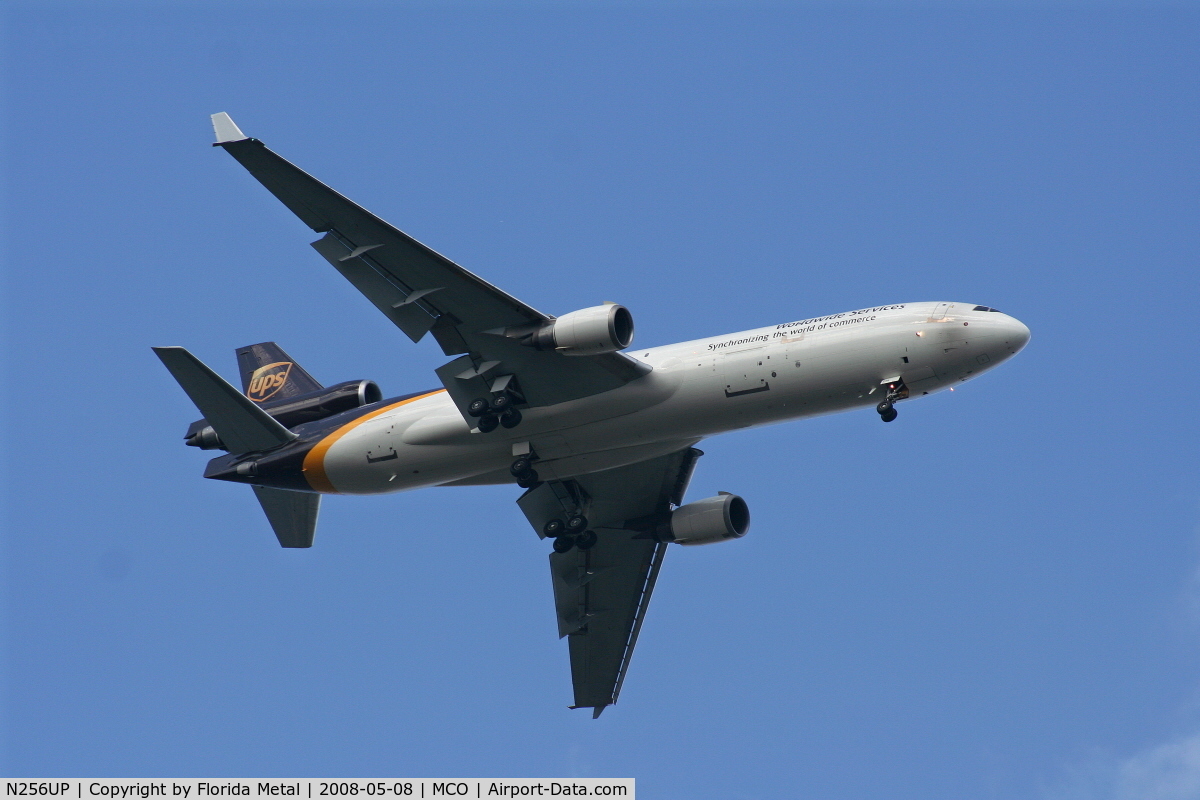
3;781;634;800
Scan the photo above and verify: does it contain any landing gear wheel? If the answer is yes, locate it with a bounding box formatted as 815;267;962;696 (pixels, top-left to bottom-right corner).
552;536;575;554
515;469;539;489
477;414;499;433
881;408;898;422
543;519;566;538
499;407;522;429
510;456;533;476
490;394;513;412
575;530;598;550
468;398;490;417
565;515;589;534
876;400;894;415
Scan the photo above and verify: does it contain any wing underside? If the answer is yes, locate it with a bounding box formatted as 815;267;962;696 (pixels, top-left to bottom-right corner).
518;447;703;716
212;115;649;414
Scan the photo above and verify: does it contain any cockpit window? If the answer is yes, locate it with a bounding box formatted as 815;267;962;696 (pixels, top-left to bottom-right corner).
972;305;1002;312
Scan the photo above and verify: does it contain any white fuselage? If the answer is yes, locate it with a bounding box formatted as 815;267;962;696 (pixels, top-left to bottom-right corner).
306;301;1030;495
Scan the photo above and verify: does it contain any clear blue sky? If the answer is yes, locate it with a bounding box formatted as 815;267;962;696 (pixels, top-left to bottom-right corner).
3;2;1198;798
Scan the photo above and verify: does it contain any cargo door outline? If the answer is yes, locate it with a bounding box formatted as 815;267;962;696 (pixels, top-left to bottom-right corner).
722;348;771;397
366;422;400;463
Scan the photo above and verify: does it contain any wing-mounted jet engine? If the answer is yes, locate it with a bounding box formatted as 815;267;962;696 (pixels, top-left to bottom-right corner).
524;303;635;356
656;492;750;545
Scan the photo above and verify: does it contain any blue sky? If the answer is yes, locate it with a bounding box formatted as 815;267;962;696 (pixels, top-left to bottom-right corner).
2;2;1198;798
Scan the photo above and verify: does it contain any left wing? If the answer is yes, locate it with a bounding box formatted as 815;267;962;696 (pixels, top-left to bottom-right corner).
517;447;703;717
211;113;649;414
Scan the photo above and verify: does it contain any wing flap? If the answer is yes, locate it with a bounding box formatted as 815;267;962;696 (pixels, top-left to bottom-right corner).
311;233;440;343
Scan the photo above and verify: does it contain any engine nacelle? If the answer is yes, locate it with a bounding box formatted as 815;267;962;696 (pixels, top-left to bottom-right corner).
185;379;382;449
531;304;634;356
260;379;382;427
665;493;750;546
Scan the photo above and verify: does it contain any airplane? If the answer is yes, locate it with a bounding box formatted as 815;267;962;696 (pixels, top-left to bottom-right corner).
154;112;1031;718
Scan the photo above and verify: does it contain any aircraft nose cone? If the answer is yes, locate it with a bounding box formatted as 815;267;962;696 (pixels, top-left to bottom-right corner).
998;315;1031;354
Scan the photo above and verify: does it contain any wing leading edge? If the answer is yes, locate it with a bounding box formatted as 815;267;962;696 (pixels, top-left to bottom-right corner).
518;447;703;716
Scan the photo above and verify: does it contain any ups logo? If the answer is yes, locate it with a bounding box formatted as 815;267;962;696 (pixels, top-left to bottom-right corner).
247;361;293;402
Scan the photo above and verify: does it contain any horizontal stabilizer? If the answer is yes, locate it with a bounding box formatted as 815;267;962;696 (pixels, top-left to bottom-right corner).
253;486;319;548
153;346;296;454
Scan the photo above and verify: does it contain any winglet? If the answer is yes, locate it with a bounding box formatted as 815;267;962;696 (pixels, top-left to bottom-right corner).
211;112;248;144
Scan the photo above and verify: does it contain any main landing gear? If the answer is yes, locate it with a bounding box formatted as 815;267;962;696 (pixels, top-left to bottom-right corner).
544;515;597;553
510;455;540;489
468;392;523;432
518;457;597;553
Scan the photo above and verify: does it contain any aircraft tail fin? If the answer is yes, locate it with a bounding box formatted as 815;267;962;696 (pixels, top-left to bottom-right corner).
153;346;297;454
253;486;320;548
236;342;323;403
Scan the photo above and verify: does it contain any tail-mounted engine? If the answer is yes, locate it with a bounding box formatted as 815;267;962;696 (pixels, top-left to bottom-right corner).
185;379;381;449
660;493;750;545
528;304;635;356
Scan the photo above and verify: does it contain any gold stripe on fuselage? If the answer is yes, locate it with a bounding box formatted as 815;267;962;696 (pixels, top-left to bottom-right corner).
302;390;445;494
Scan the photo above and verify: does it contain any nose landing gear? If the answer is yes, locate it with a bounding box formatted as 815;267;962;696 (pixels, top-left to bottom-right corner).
877;379;908;422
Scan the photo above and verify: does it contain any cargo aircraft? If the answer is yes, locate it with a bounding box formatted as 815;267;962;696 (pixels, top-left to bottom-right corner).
155;113;1031;717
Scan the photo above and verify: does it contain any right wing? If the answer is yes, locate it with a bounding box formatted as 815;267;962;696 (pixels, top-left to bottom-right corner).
517;447;703;717
211;113;649;413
